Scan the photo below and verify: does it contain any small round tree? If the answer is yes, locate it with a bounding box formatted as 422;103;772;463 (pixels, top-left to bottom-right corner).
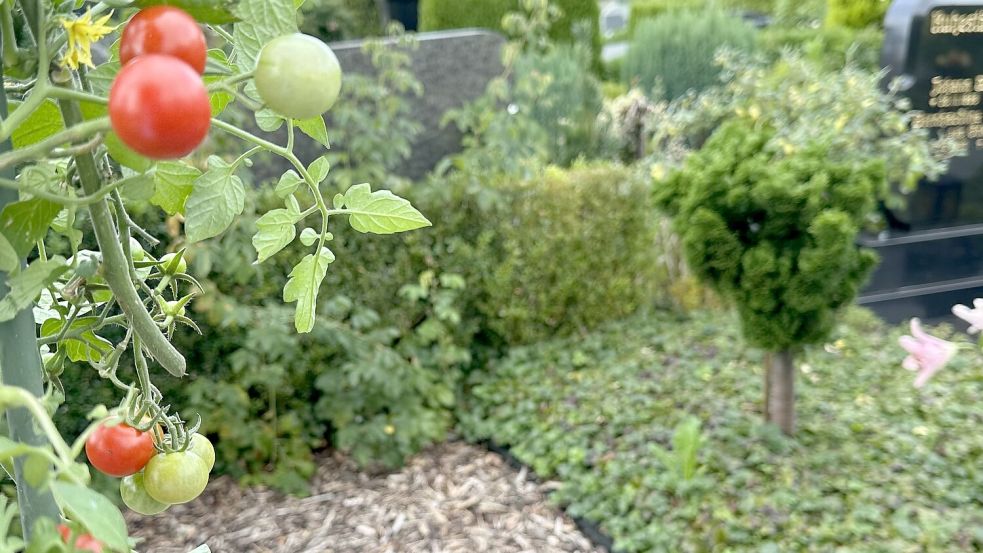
656;120;883;433
651;52;948;434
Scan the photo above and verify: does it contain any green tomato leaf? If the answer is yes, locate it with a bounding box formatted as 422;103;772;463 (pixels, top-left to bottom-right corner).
342;183;432;235
232;0;298;71
86;59;120;96
299;227;318;246
51;208;83;250
0;257;68;323
9;100;64;149
308;156;330;184
152;161;201;215
283;247;335;333
0;198;61;258
275;170;303;199
204;76;235;117
133;0;238;23
332;193;345;209
51;481;129;553
295;116;329;148
118;168;155;202
184;156;245;242
39;317;113;363
255;108;284;132
252;208;300;263
0;233;17;272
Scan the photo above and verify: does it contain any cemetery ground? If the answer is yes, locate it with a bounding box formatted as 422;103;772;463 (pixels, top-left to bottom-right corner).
128;308;983;553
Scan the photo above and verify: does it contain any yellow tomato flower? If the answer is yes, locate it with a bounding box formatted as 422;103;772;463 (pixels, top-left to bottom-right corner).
61;10;115;70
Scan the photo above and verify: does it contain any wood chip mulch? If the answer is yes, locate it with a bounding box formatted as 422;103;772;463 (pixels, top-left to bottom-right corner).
127;442;604;553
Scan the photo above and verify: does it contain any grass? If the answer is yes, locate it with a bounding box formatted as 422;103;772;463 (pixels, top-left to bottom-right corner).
460;308;983;552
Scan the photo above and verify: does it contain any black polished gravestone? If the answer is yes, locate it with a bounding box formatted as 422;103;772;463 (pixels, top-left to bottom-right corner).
858;0;983;322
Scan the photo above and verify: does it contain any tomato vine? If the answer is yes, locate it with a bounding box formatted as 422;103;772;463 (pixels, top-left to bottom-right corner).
0;0;430;550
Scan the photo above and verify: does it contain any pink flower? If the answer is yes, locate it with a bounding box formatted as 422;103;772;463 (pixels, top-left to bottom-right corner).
899;318;956;388
952;298;983;334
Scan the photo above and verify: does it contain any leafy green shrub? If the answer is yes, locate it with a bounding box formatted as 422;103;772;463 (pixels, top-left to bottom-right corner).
461;309;983;552
627;0;702;34
656;119;883;349
298;0;381;41
826;0;888;28
758;24;883;71
418;0;601;66
622;10;757;99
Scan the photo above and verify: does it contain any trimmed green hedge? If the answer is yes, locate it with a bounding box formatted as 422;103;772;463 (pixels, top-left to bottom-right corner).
826;0;888;28
628;0;701;33
462;309;983;552
418;0;600;66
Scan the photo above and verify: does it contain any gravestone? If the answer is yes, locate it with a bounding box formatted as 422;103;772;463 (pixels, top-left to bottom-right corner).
600;3;629;38
859;0;983;322
250;29;505;183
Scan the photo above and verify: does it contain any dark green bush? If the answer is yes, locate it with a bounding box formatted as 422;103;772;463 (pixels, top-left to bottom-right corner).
623;10;757;99
627;0;701;34
417;0;600;66
826;0;888;29
461;309;983;552
655;119;883;349
299;0;383;40
758;24;883;71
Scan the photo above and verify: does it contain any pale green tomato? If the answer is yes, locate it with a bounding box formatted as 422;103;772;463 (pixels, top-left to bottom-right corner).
129;238;147;262
121;472;170;515
143;452;208;504
160;252;187;275
254;33;342;120
187;433;215;470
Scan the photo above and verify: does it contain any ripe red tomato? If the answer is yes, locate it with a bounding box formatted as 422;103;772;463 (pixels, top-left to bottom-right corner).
120;6;207;74
57;525;103;553
85;422;156;477
108;54;211;159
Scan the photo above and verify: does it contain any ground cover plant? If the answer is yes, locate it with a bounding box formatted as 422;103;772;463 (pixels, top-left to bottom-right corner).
461;308;983;552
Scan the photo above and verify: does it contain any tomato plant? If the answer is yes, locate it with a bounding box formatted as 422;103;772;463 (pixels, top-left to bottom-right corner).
108;54;211;159
84;422;155;477
143;451;209;504
255;33;343;120
0;0;429;550
120;6;207;74
57;525;103;552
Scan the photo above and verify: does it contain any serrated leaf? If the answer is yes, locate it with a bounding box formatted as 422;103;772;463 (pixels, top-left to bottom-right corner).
342;183;432;235
51;482;129;553
308;157;330;183
0;257;68;323
152;161;201;215
299;227;318;246
0;198;61;257
255;108;284;132
184;157;245;242
204;75;235;116
9;99;64;149
40;317;113;363
252;209;299;263
295;116;329;148
275;170;303;199
232;0;298;71
118;171;155;202
0;233;17;272
283;248;335;333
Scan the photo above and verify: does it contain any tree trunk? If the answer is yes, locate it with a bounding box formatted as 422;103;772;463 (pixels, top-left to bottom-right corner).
0;21;60;537
765;349;795;435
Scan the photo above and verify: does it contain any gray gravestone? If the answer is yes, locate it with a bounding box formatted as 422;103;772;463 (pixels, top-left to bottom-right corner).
858;0;983;322
250;29;505;183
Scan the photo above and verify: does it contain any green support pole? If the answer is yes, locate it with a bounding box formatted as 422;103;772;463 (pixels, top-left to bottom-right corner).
0;12;61;539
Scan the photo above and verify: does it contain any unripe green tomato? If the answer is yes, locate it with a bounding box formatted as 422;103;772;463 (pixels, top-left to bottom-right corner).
143;451;208;504
121;472;170;515
254;33;342;120
160;252;187;275
129;238;147;262
187;433;215;470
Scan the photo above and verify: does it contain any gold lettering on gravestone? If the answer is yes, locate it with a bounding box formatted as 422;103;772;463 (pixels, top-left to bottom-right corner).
931;9;983;35
915;75;983;152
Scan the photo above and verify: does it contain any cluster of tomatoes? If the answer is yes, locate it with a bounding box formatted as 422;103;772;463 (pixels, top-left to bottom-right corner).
108;5;344;160
85;421;215;515
108;6;211;159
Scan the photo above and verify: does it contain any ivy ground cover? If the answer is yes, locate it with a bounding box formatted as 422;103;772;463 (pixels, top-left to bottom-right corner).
461;309;983;552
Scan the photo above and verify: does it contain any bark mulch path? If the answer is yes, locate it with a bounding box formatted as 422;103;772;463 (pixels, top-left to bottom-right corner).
128;441;604;553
